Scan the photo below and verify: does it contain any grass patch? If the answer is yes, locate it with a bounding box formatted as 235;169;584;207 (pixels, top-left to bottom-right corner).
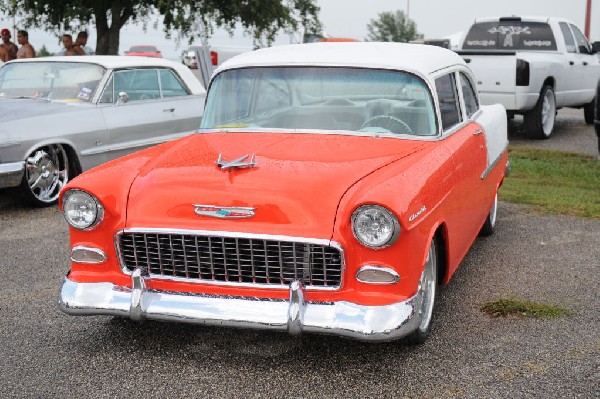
500;147;600;219
480;297;570;319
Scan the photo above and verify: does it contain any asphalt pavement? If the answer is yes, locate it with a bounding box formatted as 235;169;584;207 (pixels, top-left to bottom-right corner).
0;110;598;398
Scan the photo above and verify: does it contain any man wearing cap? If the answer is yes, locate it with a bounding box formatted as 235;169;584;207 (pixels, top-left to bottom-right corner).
1;28;18;60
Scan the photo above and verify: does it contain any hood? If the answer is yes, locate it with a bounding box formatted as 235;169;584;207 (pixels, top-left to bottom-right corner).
0;98;81;122
125;132;426;239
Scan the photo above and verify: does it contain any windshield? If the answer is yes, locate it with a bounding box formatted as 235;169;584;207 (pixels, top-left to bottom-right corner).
0;62;106;102
202;67;437;136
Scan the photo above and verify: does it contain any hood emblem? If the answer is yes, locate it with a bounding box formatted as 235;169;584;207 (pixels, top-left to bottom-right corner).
194;204;255;219
216;153;258;171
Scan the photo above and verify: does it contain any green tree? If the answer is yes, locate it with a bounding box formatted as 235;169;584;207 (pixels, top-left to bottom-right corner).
365;10;423;43
36;44;52;57
1;0;321;55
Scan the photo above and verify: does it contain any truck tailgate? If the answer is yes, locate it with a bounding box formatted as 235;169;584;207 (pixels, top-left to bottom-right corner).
459;53;517;94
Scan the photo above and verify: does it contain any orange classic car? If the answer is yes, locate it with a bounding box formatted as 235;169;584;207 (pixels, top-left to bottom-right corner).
58;43;509;343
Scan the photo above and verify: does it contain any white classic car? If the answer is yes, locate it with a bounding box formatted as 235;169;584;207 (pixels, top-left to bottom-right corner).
457;16;600;139
0;56;206;206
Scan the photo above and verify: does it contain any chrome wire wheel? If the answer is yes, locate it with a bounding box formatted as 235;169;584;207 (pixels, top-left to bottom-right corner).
24;144;69;205
416;239;438;334
541;88;556;137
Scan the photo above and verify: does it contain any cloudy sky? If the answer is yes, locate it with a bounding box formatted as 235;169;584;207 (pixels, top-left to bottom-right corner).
1;0;598;59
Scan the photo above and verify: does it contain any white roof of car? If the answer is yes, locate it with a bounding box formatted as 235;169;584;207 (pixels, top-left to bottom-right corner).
3;55;206;94
215;42;466;77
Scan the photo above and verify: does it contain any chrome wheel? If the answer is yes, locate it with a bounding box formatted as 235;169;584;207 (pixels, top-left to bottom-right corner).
24;144;69;205
479;193;498;237
541;88;556;137
416;239;437;333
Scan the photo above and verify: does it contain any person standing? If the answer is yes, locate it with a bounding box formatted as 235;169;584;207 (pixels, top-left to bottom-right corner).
16;30;36;59
75;31;95;55
58;34;84;56
1;28;18;60
0;45;8;62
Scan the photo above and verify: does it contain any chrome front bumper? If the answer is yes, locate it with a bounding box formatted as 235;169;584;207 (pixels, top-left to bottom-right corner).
58;270;421;342
0;161;25;189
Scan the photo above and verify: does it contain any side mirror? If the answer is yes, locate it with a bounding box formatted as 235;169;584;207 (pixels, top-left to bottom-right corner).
116;91;129;104
592;41;600;55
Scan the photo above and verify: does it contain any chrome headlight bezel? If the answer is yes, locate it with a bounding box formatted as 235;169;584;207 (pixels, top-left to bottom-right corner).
351;204;401;249
62;189;104;230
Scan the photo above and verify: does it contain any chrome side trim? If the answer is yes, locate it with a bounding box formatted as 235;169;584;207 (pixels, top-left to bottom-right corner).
0;161;25;189
481;145;508;180
113;228;345;291
58;275;422;342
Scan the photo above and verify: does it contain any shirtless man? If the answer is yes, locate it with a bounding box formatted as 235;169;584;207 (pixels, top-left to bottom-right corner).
0;45;8;62
60;34;84;56
16;30;36;59
1;28;18;60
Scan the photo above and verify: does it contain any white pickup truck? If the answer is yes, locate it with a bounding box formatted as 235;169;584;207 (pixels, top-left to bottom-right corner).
457;16;600;139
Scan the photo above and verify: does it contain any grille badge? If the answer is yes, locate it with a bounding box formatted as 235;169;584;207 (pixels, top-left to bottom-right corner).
194;204;255;219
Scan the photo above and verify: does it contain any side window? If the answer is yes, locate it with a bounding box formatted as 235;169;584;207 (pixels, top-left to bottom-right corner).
113;69;160;101
570;24;592;54
100;75;114;103
159;69;189;98
459;72;479;118
559;22;577;53
254;77;290;116
435;73;462;130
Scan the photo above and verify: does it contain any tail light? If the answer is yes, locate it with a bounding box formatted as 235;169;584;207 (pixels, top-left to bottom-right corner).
516;59;530;86
210;51;218;66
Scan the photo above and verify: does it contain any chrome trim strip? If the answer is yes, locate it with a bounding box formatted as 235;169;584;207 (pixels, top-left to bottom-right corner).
198;128;442;142
58;275;422;342
0;161;25;188
70;246;108;264
79;131;196;156
356;265;400;284
481;145;508;180
114;228;345;291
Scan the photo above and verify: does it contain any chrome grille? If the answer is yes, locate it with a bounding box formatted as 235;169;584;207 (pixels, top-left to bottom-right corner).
117;231;343;288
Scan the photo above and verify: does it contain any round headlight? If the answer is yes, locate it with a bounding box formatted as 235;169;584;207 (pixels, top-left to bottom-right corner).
62;189;104;230
351;205;400;249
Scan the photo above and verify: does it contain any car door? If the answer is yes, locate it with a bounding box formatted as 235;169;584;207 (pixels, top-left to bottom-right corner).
437;71;489;259
98;68;186;161
569;23;598;103
158;68;204;133
558;22;582;105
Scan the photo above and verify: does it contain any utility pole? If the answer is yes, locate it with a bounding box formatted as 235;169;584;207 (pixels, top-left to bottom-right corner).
585;0;592;39
406;0;410;19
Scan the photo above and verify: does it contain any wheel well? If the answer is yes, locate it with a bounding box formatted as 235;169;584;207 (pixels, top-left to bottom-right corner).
62;144;82;177
543;77;555;90
434;225;448;285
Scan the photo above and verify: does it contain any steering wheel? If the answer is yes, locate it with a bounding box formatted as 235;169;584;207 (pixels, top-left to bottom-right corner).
360;115;413;134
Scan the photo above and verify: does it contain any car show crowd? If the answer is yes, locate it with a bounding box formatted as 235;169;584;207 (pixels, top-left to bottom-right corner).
0;28;95;61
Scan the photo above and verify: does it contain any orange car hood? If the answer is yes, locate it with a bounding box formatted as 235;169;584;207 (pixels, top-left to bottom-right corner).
125;132;426;238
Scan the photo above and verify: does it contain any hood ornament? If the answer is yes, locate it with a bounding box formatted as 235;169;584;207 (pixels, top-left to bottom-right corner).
216;153;258;171
194;204;255;219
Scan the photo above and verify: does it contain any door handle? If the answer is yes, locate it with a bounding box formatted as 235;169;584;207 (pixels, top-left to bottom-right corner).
163;108;175;112
583;61;588;66
569;61;575;65
473;129;484;135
